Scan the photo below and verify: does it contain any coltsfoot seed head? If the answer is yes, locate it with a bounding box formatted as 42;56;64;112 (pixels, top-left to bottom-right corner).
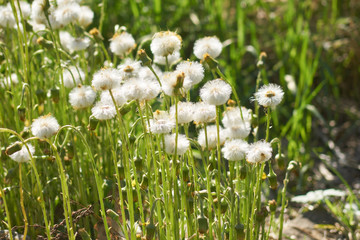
200;79;232;106
193;36;222;59
154;51;181;66
246;140;272;164
92;68;122;91
62;66;85;88
254;83;284;108
78;6;94;27
150;31;182;57
222;107;252;128
69;85;96;109
9;143;35;163
193;102;216;124
222;139;249;161
100;87;127;106
148;110;175;134
54;3;81;27
91;101;117;120
176;60;204;90
198;125;226;150
31;114;60;139
164;133;190;155
110;32;136;56
170;102;195;124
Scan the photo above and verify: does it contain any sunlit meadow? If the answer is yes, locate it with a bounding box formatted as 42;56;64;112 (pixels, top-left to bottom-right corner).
0;0;359;239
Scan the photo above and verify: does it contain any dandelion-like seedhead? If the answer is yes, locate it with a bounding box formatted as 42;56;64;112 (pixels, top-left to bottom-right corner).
7;1;31;19
246;140;272;164
222;139;249;161
110;32;136;56
254;83;284;108
69;85;96;109
9;143;35;163
92;68;122;91
193;102;216;124
170;102;194;124
117;59;142;80
198;125;226;150
122;77;160;101
223;122;251;140
222;107;252;128
139;65;163;82
91;101;117;120
193;36;222;59
154;51;181;66
0;6;16;28
77;6;94;27
148;111;175;134
164;133;190;155
200;79;232;106
151;31;182;57
60;31;90;53
100;87;127;106
31;115;60;139
176;60;204;90
62;66;84;88
54;3;81;27
68;36;90;52
161;71;184;96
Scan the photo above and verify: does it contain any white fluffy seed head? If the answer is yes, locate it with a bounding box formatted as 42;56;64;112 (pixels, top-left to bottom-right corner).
222;139;249;161
161;71;183;96
0;6;16;28
59;31;89;53
176;61;204;90
69;85;96;109
200;79;232;105
254;83;284;108
9;143;35;163
150;31;182;57
246;140;272;164
193;102;216;124
110;32;136;56
68;36;90;52
77;6;94;27
197;125;226;150
100;87;127;106
31;0;48;25
122;77;160;101
148;110;175;134
223;123;251;140
170;102;194;124
54;3;80;26
7;1;31;19
164;133;189;155
154;51;181;66
222;107;252;128
139;65;163;82
92;68;122;91
91;101;116;120
117;59;142;80
193;36;222;59
62;66;85;88
31;114;60;139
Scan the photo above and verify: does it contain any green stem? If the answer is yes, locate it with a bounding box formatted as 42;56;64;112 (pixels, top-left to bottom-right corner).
99;0;107;34
0;129;51;239
215;106;222;238
19;163;28;240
